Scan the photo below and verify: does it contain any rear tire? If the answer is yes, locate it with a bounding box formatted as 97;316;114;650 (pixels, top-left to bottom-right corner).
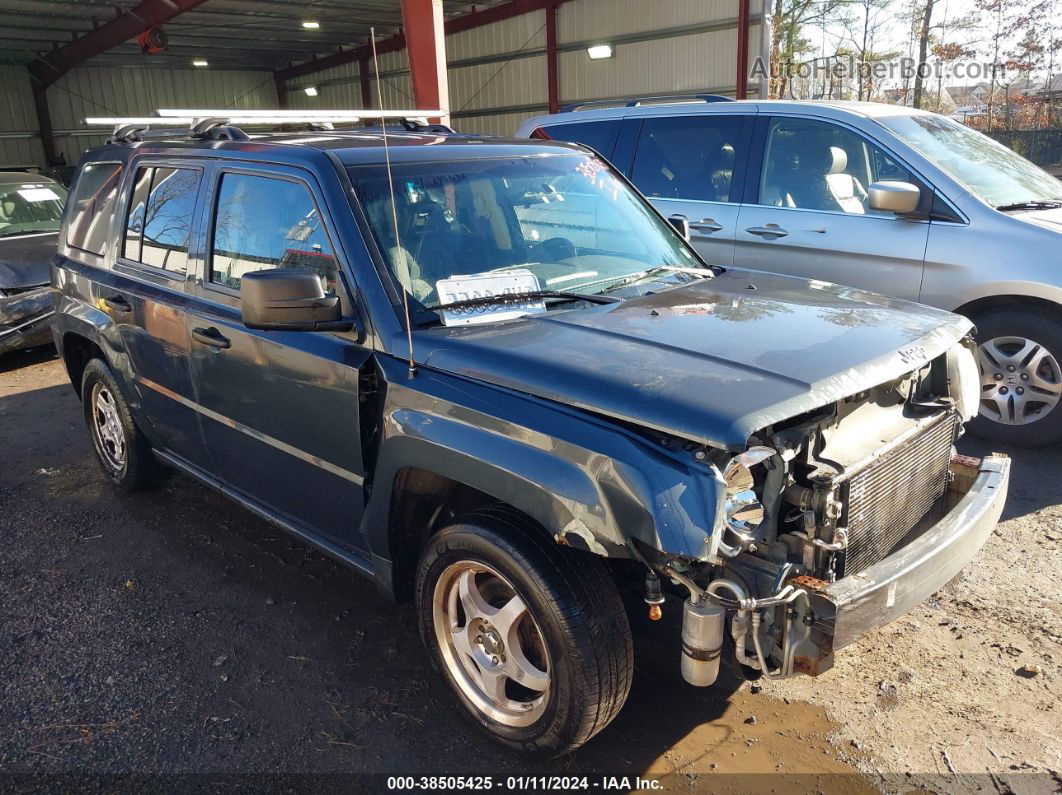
968;307;1062;447
415;507;633;756
81;358;167;491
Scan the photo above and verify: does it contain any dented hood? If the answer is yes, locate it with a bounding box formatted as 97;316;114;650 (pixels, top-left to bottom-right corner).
418;269;972;450
0;231;58;289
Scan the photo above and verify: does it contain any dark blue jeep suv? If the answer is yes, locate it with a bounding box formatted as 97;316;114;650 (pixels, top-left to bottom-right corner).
52;116;1009;755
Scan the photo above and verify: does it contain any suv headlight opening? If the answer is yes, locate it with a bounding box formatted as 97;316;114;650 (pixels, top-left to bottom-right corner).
948;343;981;421
722;446;774;536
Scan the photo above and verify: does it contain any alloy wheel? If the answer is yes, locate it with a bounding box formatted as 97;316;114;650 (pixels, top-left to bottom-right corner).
432;561;551;728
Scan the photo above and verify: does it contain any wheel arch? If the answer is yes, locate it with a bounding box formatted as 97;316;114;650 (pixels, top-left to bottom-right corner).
60;331;106;400
363;428;646;603
954;294;1062;327
365;418;662;598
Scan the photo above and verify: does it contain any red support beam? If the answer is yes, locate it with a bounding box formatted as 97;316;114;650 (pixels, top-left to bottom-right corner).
31;80;57;166
359;56;373;111
274;72;288;109
401;0;449;121
28;0;212;88
545;2;559;114
736;0;751;99
275;0;572;83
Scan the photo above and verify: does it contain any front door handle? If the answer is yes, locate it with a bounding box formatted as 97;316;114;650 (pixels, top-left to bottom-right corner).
745;224;789;239
690;218;724;233
191;326;231;349
102;294;133;314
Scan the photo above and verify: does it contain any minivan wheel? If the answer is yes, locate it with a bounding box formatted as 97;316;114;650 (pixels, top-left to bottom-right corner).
415;507;633;756
969;307;1062;446
81;359;167;491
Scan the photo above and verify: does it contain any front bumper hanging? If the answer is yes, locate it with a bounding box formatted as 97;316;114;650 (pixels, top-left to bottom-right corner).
794;453;1010;674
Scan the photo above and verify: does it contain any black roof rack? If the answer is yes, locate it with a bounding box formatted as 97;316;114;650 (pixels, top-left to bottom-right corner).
559;94;735;113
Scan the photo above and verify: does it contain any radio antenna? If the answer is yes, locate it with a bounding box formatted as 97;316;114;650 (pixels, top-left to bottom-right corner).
371;26;416;378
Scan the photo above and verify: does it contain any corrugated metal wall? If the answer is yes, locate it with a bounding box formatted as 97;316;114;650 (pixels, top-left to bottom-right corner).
0;66;48;168
282;0;766;136
0;66;276;168
0;0;766;168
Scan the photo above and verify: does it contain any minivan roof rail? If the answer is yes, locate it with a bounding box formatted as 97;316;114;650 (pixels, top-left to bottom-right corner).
84;108;452;143
558;94;736;113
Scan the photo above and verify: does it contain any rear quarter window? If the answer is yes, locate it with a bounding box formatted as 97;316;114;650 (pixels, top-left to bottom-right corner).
66;162;123;256
533;120;621;159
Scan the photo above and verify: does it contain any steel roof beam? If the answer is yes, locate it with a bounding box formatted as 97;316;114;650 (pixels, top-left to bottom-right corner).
275;0;569;82
27;0;212;88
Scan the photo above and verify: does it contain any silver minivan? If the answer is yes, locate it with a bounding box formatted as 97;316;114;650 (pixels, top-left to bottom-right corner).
517;98;1062;446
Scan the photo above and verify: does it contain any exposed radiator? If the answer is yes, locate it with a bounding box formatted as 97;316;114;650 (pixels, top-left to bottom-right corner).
841;412;958;576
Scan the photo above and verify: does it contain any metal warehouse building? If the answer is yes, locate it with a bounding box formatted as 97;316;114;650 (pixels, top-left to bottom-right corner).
0;0;766;168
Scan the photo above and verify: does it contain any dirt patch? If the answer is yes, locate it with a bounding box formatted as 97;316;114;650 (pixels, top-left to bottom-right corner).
2;348;1058;792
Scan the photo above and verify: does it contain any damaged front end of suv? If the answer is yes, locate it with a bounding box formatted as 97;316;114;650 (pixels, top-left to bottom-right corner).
642;336;1008;686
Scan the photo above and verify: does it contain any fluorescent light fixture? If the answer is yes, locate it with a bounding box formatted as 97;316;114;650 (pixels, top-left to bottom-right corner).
304;86;319;97
586;44;613;60
192;59;208;67
302;20;320;29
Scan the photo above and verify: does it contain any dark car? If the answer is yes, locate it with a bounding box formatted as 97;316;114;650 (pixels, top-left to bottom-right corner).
53;114;1009;755
0;172;68;356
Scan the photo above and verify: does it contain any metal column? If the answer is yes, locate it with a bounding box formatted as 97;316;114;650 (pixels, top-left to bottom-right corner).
400;0;451;124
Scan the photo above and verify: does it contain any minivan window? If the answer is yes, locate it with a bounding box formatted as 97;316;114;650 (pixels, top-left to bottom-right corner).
123;166;200;275
67;162;123;255
630;115;746;203
348;153;701;312
210;173;338;292
880;113;1062;209
533;120;622;159
759;118;912;215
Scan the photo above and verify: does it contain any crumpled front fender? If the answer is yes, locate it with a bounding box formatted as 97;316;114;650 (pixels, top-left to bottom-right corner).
361;357;725;577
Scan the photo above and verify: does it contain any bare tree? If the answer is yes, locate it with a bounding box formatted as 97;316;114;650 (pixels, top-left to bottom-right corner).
768;0;845;98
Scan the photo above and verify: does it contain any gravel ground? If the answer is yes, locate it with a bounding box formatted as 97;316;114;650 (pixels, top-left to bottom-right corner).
1;347;1059;793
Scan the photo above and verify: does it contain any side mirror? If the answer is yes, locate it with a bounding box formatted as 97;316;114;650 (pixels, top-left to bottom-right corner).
667;213;691;241
240;269;352;332
868;181;921;214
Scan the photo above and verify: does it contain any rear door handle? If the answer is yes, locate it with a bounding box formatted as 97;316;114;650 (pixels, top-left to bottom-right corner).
745;224;789;239
102;294;133;314
191;326;231;349
690;218;724;233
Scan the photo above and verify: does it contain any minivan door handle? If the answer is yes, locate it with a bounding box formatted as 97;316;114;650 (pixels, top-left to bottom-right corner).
745;224;789;239
690;218;724;233
191;326;231;349
102;294;133;314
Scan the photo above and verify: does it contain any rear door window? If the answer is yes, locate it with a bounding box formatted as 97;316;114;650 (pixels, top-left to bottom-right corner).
533;120;622;159
67;162;123;255
209;172;338;293
630;115;747;202
123;165;201;275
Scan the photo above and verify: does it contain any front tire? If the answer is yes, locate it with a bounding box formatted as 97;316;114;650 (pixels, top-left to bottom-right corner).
415;507;633;756
81;358;167;491
969;306;1062;447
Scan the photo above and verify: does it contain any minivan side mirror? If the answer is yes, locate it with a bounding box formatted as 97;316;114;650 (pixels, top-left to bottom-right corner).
868;181;921;215
240;269;353;332
667;213;691;241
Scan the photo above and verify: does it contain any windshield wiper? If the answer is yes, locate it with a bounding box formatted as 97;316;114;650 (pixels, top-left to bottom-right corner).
996;200;1062;211
0;227;58;238
425;289;620;314
597;265;712;294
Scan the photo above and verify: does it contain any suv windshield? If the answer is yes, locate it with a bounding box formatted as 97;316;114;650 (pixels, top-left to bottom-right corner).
880;114;1062;209
348;153;703;315
0;181;68;237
